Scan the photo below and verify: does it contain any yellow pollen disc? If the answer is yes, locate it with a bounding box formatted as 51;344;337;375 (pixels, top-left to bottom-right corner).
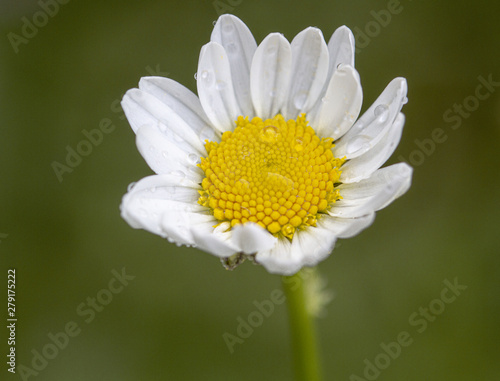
198;114;345;239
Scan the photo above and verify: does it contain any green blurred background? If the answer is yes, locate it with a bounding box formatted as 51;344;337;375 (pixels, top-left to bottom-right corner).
1;0;499;380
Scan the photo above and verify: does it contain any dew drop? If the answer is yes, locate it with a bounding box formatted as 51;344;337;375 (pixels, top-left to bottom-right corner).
374;104;389;123
150;186;156;193
215;80;227;90
171;170;186;178
188;153;201;164
321;96;329;103
201;70;210;80
259;125;279;143
346;135;371;155
127;182;137;192
293;93;307;109
193;72;198;80
161;151;168;158
212;20;217;26
269;90;276;98
402;96;408;105
149;145;155;152
200;126;215;141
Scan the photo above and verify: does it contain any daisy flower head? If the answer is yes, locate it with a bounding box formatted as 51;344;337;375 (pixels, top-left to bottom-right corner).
120;14;412;275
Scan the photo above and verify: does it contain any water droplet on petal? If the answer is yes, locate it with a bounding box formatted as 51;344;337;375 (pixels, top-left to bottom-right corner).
321;96;329;103
150;186;156;193
293;93;307;109
193;72;198;80
215;80;227;91
149;145;155;152
212;20;217;26
162;151;168;158
402;96;408;105
188;153;201;164
171;170;186;178
127;182;137;192
346;135;371;155
374;104;389;123
269;90;276;98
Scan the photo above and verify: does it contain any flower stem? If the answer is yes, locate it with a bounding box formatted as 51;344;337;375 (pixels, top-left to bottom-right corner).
282;268;323;381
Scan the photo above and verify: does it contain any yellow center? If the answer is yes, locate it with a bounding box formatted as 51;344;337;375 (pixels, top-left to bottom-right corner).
198;114;345;239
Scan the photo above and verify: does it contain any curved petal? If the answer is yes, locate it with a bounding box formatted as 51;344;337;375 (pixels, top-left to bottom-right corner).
319;213;375;239
120;174;203;240
282;27;329;119
231;223;277;254
135;125;203;182
191;226;239;258
162;210;216;247
328;163;413;218
256;224;337;275
341;113;405;183
327;25;355;73
211;14;257;117
138;76;220;143
121;88;205;153
333;78;408;159
250;33;292;119
197;42;242;133
309;64;363;140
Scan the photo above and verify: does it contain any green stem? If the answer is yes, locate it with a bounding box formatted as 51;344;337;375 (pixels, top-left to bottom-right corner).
282;268;323;381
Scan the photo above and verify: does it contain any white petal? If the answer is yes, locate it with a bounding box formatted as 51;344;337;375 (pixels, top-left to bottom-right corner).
162;210;215;247
135;125;203;181
256;225;337;275
121;88;205;153
333;78;408;159
191;227;239;258
211;14;257;117
255;238;295;275
290;226;337;268
319;213;375;239
197;42;242;133
250;33;292;119
282;27;329;119
310;64;363;140
138;76;220;143
329;163;413;218
341;113;405;183
120;174;203;240
231;223;277;254
327;26;355;73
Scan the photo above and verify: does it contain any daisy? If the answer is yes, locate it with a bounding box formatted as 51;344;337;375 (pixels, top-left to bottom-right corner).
120;14;412;275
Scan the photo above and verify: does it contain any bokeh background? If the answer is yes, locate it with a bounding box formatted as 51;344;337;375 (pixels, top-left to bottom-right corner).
1;0;499;380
